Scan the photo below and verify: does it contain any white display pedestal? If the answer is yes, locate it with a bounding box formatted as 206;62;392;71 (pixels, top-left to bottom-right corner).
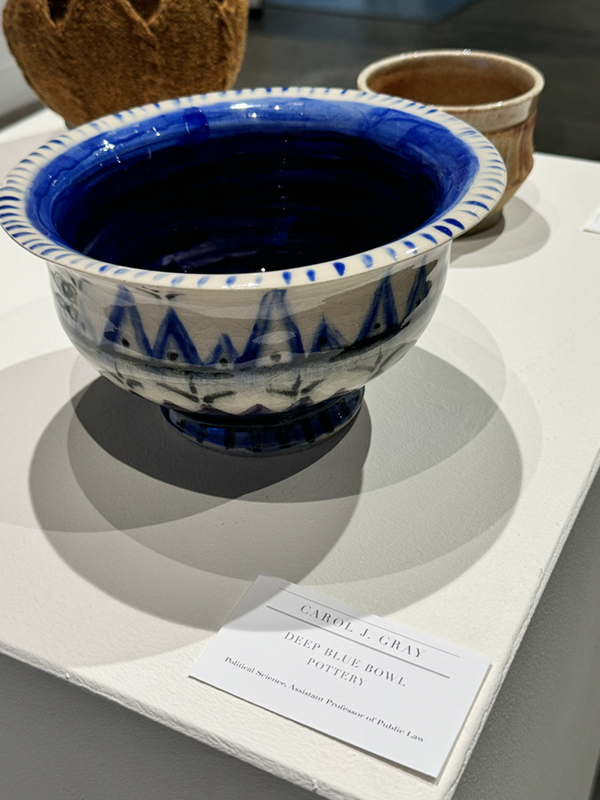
1;110;600;800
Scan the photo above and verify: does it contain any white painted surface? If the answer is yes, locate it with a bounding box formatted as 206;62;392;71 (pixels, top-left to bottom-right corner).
453;466;600;800
2;465;600;800
1;112;600;799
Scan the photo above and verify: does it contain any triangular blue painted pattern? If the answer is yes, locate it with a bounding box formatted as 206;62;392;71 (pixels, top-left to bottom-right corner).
153;308;202;364
358;275;399;341
101;285;201;363
101;285;153;354
208;333;239;366
100;267;435;368
310;316;347;352
403;265;431;321
239;289;304;363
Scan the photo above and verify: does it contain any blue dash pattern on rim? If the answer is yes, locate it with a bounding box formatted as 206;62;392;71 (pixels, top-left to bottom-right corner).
0;87;505;292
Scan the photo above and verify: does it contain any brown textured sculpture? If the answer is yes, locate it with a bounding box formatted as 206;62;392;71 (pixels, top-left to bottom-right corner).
3;0;248;126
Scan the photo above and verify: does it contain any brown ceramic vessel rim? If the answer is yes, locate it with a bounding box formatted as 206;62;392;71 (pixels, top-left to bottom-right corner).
358;49;545;114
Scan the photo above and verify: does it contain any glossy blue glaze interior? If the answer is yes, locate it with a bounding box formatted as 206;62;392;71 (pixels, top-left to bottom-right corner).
28;98;478;274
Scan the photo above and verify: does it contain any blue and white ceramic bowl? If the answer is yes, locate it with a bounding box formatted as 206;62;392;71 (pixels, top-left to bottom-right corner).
0;87;506;454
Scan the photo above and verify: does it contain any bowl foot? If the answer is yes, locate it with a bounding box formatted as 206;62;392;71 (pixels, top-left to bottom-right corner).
161;389;365;455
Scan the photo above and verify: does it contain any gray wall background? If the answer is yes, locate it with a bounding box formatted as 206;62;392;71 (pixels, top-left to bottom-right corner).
0;0;39;122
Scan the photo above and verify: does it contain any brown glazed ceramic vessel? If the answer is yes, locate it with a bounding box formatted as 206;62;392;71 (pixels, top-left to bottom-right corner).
358;49;545;232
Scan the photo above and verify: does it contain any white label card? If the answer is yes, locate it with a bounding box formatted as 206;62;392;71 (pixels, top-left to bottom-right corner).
189;576;490;778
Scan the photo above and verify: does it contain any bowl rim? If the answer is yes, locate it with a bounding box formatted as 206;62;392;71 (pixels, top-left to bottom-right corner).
356;49;545;116
0;86;507;292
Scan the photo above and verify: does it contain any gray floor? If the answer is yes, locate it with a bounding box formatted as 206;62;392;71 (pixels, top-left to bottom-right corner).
237;0;600;161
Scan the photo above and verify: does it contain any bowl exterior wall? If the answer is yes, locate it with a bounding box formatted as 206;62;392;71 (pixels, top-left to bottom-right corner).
435;104;537;232
48;246;449;416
